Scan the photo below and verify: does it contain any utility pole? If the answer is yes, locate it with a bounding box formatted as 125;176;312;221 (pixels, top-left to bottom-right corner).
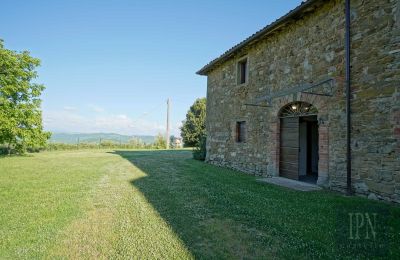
166;98;170;149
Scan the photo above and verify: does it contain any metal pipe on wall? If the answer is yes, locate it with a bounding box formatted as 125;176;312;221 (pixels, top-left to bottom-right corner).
345;0;352;195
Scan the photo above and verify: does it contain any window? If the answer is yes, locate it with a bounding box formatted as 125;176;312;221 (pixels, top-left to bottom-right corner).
236;121;246;142
237;58;247;84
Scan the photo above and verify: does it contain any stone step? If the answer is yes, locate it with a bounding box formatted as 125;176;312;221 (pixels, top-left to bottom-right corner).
257;177;322;192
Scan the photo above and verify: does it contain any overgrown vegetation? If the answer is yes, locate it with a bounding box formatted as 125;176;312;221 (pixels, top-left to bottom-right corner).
0;39;50;154
1;150;399;259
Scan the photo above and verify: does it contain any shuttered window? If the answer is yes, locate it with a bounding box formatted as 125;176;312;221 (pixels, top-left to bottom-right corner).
236;121;246;142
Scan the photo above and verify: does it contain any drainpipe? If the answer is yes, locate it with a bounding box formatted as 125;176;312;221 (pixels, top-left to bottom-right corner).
345;0;352;195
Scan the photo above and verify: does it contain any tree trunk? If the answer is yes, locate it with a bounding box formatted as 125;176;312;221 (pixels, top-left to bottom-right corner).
7;143;11;156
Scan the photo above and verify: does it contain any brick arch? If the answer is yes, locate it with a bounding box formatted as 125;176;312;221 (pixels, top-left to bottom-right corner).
268;94;329;186
278;101;318;118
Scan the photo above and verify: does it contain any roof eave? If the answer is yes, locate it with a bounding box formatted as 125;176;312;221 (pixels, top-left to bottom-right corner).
196;0;322;76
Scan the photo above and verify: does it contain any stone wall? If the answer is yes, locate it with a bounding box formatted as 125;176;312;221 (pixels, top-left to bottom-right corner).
204;0;399;203
348;0;400;202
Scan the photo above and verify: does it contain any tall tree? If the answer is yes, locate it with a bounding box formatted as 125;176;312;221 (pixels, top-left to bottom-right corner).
0;40;50;154
180;97;206;147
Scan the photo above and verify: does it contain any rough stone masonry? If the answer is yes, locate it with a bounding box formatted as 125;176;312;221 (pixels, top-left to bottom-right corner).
197;0;400;203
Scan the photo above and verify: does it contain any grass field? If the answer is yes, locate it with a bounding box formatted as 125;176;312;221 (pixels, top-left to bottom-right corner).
0;150;399;259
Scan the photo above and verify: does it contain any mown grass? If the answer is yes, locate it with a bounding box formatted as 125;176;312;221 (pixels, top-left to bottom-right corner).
0;150;399;259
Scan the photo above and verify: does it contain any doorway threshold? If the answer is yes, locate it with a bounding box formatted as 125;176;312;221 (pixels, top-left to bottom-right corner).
257;177;322;192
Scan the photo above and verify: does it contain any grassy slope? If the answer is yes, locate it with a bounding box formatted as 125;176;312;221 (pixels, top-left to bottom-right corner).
0;150;399;259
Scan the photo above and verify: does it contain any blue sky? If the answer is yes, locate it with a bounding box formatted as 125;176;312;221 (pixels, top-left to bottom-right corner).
1;0;302;136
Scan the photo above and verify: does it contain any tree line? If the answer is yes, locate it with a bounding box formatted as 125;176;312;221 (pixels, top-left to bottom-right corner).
45;134;176;151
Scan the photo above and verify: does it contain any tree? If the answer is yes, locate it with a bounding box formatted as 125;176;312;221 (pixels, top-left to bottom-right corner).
169;135;175;149
0;39;50;154
180;97;206;147
153;133;166;149
192;134;206;161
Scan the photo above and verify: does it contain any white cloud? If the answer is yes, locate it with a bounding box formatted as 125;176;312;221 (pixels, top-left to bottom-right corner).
43;110;171;136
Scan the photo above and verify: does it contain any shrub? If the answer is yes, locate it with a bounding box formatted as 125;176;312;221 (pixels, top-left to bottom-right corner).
193;135;206;161
0;146;9;155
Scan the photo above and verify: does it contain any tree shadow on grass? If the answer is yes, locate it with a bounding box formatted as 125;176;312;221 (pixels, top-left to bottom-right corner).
112;150;400;259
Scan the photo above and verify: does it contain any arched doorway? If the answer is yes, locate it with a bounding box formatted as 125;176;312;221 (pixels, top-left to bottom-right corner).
279;102;319;183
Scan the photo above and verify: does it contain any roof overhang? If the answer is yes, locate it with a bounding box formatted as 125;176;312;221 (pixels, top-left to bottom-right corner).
196;0;324;76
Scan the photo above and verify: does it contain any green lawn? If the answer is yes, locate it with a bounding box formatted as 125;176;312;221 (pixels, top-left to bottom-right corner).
0;150;399;259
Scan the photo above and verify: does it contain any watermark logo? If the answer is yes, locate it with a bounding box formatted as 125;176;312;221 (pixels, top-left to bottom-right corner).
335;207;391;257
348;212;377;240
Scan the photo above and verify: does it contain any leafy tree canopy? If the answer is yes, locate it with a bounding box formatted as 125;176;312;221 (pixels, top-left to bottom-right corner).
0;39;50;154
180;97;206;147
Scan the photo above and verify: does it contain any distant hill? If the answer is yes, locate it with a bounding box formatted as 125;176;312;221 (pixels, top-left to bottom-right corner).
49;133;156;144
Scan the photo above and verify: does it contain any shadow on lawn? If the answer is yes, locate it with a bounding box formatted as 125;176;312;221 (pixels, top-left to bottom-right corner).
112;150;400;259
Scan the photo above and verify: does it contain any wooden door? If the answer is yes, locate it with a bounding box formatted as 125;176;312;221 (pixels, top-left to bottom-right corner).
280;117;299;180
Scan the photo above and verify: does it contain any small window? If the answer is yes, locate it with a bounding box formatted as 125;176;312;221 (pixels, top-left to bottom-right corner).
236;121;246;142
237;58;247;84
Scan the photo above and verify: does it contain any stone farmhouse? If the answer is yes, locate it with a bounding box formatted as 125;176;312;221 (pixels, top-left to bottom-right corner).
197;0;399;203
